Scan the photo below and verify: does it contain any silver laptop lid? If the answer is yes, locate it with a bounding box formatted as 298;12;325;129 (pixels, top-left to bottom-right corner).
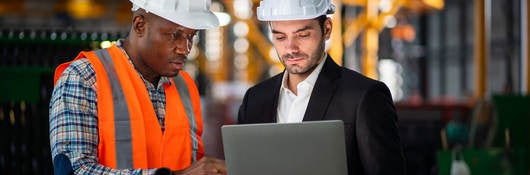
221;120;348;175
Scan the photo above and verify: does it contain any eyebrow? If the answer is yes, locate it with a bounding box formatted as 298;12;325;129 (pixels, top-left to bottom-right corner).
271;25;314;35
171;28;197;36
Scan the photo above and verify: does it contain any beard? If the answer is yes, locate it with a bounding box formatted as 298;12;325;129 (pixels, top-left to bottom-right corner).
280;40;326;75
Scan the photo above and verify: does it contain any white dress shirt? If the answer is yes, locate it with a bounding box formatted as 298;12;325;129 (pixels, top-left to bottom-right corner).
277;55;326;123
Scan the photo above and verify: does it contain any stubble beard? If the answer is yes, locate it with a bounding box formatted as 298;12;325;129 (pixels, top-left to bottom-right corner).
281;40;326;75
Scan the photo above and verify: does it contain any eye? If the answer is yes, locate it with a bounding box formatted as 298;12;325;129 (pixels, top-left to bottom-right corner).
164;32;179;41
171;33;180;40
274;35;286;41
298;32;310;38
168;31;195;42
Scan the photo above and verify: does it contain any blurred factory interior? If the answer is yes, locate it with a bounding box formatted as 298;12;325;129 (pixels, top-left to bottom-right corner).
1;0;529;174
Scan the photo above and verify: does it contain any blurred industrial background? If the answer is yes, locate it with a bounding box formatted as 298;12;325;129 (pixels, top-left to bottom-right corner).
1;0;529;174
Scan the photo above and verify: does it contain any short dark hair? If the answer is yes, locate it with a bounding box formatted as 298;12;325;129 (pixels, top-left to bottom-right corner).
267;15;328;35
315;15;328;35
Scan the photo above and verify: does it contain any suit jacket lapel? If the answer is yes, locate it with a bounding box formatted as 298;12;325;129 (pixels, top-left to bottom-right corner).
303;55;341;121
267;72;283;123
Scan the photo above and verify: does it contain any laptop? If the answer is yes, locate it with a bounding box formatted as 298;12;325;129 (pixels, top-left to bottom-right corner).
221;120;348;175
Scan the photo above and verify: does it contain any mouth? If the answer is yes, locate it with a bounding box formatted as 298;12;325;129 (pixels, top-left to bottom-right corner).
169;57;186;70
282;53;307;64
284;57;305;64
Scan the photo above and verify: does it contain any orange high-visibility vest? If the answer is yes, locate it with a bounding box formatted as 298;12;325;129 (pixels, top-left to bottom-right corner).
53;45;204;171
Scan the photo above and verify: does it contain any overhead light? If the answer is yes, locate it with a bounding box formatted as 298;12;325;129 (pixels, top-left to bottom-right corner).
233;21;249;37
423;0;444;10
378;0;392;13
234;0;252;19
385;16;397;28
234;38;249;53
100;40;113;48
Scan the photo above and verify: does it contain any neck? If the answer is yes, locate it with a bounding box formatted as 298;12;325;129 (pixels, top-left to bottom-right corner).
286;54;326;94
286;73;305;95
121;38;161;85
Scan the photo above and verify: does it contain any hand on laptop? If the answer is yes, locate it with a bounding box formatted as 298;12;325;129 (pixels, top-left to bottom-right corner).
173;157;227;175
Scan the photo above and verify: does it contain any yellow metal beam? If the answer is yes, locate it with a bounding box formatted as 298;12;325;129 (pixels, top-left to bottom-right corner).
343;13;368;47
246;21;276;65
226;0;279;82
374;0;405;30
343;0;406;79
246;47;262;83
362;28;380;79
342;0;367;6
422;0;444;10
329;0;344;65
343;0;404;46
344;0;444;12
401;0;444;12
361;0;379;79
474;0;487;98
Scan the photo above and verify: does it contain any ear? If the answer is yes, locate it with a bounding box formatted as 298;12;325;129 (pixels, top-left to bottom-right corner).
323;18;332;40
132;14;147;37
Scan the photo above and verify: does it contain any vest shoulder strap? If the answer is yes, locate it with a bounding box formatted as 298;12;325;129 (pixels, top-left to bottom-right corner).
93;48;134;169
172;73;200;162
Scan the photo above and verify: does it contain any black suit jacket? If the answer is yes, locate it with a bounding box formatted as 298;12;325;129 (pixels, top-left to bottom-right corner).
238;56;406;175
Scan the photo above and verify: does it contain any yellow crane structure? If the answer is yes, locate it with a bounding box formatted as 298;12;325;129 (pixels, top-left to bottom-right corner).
4;0;528;99
218;0;445;82
342;0;444;79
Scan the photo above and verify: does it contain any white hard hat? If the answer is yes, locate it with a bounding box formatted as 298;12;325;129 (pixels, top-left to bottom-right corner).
130;0;219;29
257;0;335;21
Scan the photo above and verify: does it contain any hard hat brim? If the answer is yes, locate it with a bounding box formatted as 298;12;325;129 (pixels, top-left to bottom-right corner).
257;13;326;21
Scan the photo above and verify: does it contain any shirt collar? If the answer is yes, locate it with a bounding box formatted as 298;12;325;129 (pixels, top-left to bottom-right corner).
280;53;327;92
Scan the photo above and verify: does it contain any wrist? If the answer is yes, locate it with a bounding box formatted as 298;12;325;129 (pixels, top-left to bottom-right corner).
154;167;172;175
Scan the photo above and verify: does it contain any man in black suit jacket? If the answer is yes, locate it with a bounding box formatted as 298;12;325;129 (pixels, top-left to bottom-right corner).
237;0;405;174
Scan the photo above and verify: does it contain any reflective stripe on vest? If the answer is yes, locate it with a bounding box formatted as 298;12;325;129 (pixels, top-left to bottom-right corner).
93;49;134;169
173;76;198;162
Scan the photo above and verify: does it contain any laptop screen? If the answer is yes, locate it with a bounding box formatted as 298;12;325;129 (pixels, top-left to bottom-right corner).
221;120;348;175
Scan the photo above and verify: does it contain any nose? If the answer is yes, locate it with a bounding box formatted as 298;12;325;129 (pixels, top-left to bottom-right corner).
175;37;192;55
285;37;299;53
